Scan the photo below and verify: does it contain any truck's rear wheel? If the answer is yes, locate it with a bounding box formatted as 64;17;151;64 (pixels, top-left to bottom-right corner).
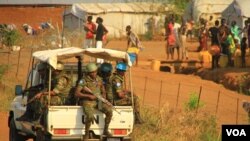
9;118;26;141
34;129;51;141
34;129;45;141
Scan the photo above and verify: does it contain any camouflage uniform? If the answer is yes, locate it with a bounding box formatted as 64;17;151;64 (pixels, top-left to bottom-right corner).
40;72;72;106
99;74;113;103
32;72;72;119
77;75;113;134
109;73;141;114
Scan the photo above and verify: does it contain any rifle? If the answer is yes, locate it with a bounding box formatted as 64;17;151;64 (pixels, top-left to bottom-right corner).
23;84;47;106
83;86;121;114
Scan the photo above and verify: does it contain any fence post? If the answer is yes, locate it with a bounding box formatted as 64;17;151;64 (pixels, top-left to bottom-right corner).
158;80;163;109
236;98;239;124
27;48;33;75
16;49;21;77
175;82;181;109
142;77;148;106
7;48;11;75
215;90;221;116
196;86;202;113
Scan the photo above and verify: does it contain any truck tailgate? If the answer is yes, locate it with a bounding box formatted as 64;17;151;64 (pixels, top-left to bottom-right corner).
47;106;134;138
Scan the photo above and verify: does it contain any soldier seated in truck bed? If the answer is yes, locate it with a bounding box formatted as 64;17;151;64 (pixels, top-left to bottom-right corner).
17;62;73;123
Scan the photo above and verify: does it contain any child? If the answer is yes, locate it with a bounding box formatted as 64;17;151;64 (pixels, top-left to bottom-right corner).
226;31;235;66
241;37;247;67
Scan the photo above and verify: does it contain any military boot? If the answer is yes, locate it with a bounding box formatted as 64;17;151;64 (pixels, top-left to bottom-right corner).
135;112;144;124
103;123;112;137
83;131;89;141
84;123;91;141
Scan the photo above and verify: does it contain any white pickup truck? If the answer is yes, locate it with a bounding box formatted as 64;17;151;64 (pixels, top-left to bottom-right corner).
9;47;134;141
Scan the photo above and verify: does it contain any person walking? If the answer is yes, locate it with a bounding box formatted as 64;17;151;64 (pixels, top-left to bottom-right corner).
241;37;247;67
226;30;236;67
218;18;229;55
75;63;113;140
108;62;143;124
166;19;175;60
95;17;108;64
172;18;181;60
198;20;209;51
83;15;96;49
209;20;220;69
126;25;143;66
186;19;194;41
247;18;250;47
230;20;241;43
180;22;188;60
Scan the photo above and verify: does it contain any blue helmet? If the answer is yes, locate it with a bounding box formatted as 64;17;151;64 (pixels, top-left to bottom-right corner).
100;63;113;73
116;62;127;71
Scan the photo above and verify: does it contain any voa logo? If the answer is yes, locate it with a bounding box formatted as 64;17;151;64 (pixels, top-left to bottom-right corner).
226;129;246;136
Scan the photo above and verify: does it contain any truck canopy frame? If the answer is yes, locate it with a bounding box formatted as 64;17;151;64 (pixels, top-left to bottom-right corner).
32;47;132;69
31;47;134;107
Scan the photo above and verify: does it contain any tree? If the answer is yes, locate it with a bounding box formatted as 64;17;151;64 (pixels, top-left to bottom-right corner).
1;29;20;47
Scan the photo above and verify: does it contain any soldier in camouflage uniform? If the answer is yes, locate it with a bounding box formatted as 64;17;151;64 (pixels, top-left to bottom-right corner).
34;61;72;105
34;62;72;121
98;62;113;103
17;62;72;122
108;62;143;124
16;62;48;122
75;63;113;140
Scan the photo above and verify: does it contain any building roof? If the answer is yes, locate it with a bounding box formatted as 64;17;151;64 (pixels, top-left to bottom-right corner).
185;0;234;21
234;0;250;17
71;2;170;16
0;0;125;5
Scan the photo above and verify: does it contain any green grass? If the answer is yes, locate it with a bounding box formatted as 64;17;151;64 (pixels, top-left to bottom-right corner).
0;65;15;111
0;65;8;80
0;85;15;112
184;92;204;111
131;104;220;141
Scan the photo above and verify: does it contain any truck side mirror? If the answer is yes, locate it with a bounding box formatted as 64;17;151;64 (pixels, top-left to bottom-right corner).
15;85;23;96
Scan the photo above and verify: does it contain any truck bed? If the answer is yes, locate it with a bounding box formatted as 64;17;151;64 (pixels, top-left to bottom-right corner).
12;96;134;140
47;106;134;140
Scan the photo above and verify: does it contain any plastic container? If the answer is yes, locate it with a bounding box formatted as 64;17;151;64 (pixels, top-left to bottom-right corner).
199;51;211;64
128;53;136;64
151;60;161;71
209;45;220;56
234;56;242;68
246;56;250;67
234;49;241;57
219;54;228;68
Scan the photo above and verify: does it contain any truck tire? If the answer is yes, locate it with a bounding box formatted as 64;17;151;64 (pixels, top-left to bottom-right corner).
34;129;51;141
34;129;45;141
9;118;26;141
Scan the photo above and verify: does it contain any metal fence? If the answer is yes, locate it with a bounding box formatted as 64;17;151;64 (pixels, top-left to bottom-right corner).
0;47;249;125
131;75;249;125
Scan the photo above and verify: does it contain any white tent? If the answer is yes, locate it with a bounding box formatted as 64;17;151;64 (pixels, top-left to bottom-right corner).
222;0;250;29
184;0;233;22
63;2;171;39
